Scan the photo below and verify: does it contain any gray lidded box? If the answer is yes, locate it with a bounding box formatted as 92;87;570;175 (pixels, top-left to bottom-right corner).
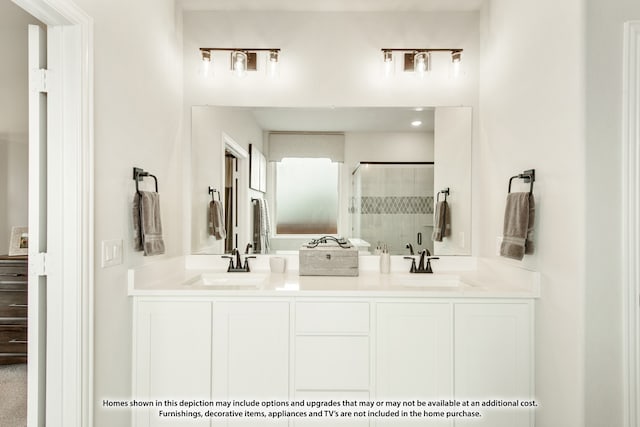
299;243;359;276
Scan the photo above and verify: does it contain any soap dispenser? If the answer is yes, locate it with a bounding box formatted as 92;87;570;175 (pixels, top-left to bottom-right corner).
380;244;390;274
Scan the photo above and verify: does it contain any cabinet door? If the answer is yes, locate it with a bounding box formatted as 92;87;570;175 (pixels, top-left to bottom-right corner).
133;300;212;427
376;303;453;427
454;303;533;427
212;301;290;426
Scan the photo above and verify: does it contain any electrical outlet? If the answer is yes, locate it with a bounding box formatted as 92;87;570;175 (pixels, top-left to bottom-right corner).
102;239;123;268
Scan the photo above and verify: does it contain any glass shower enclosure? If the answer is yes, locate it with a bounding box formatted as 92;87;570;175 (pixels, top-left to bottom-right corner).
350;162;435;255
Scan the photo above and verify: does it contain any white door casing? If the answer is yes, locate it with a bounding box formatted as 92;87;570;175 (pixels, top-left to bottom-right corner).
15;0;94;426
623;20;640;427
27;23;47;427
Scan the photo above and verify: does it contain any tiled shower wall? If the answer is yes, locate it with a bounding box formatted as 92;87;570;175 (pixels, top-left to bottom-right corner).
351;164;434;255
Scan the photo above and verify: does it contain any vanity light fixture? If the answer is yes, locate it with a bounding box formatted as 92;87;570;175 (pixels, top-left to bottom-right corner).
381;48;463;78
199;47;281;78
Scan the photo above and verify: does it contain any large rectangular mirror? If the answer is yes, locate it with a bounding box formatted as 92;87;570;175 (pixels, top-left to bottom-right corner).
190;106;471;256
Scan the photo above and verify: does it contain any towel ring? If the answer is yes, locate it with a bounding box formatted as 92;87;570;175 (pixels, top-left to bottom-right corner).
208;186;221;202
133;167;158;194
508;169;535;194
436;188;450;203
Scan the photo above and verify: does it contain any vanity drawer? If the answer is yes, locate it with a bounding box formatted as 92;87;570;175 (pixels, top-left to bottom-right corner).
0;290;28;318
0;324;28;354
296;302;369;334
0;258;28;278
295;336;369;390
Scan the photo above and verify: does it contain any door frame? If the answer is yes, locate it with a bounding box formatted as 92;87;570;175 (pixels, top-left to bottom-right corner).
13;0;94;426
623;20;640;427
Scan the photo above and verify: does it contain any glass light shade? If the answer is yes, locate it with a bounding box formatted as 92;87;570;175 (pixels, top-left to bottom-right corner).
450;51;463;79
383;50;394;77
414;52;430;78
199;50;212;77
231;51;248;78
267;50;279;78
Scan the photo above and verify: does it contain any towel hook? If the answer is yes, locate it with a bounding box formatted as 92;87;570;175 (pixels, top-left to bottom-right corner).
133;167;158;194
508;169;535;194
436;188;450;203
208;186;221;202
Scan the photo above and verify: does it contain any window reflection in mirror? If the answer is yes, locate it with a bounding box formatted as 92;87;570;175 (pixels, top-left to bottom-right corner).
275;158;339;235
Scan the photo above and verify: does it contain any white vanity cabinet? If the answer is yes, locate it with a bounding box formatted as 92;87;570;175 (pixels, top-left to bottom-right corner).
212;301;290;403
133;300;213;427
293;301;371;426
454;302;533;427
132;299;290;427
132;294;534;427
375;302;453;427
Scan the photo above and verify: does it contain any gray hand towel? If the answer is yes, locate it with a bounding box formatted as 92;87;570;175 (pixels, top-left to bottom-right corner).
133;191;165;256
432;200;451;242
500;192;535;260
208;200;226;240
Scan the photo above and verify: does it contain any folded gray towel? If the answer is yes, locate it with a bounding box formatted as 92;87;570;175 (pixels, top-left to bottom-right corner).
208;200;226;240
133;191;165;256
500;192;535;260
432;200;451;242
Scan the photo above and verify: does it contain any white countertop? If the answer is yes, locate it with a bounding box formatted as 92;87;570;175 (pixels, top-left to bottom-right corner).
128;255;540;299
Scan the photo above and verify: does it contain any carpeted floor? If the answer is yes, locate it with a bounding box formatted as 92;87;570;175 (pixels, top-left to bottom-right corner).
0;363;27;427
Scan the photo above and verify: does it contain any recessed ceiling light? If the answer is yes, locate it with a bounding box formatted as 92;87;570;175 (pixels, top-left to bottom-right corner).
411;120;422;127
414;107;424;112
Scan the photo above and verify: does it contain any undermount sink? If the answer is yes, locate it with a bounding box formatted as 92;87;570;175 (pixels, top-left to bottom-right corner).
390;273;462;288
185;273;268;288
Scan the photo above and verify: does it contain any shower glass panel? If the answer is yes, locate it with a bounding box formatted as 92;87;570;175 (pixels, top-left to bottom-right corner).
351;163;434;255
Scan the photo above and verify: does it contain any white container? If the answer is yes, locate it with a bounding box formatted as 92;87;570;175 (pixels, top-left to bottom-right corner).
380;253;390;274
269;257;286;273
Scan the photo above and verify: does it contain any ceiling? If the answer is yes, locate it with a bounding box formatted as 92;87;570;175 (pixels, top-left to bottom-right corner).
179;0;484;12
241;107;436;133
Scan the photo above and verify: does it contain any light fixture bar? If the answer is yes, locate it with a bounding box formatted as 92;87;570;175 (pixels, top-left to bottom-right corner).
200;48;281;52
380;48;463;53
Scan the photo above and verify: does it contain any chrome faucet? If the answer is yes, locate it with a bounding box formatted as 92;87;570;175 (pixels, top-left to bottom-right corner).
222;247;256;272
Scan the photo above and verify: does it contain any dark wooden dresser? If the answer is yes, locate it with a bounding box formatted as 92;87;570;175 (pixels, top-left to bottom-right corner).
0;255;28;364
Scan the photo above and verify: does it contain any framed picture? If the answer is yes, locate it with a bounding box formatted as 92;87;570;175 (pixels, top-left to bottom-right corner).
9;226;28;256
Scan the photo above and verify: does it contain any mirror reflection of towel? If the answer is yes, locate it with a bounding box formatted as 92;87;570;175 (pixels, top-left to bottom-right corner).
432;201;451;242
133;191;165;256
500;192;535;260
252;199;271;253
208;200;226;240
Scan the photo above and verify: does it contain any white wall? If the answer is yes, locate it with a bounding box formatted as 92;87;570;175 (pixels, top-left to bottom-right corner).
478;1;586;426
69;0;184;426
0;2;41;254
585;1;640;426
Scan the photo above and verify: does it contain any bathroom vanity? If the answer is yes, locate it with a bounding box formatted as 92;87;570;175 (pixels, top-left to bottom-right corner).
128;256;538;427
